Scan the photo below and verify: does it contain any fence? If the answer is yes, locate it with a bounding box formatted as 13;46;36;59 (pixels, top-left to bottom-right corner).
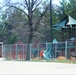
2;41;76;60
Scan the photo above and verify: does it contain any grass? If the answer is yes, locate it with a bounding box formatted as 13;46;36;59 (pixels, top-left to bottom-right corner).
50;59;76;63
4;57;76;64
30;59;76;64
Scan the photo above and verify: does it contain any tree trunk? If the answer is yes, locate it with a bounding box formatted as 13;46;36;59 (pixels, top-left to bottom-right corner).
26;31;33;60
26;3;33;60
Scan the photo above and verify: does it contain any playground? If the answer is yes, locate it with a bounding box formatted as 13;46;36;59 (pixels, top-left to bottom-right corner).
2;41;76;61
0;15;76;61
0;59;76;75
0;36;76;75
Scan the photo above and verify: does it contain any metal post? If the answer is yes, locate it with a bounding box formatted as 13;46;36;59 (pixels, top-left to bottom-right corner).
50;0;53;59
16;44;17;60
50;0;53;42
1;42;3;58
65;41;68;59
46;43;47;50
30;44;31;60
55;44;56;58
10;45;12;60
23;44;24;60
2;45;5;58
38;43;40;60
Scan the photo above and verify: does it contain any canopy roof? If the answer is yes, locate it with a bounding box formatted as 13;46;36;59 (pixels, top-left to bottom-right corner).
67;16;76;25
70;37;75;41
54;15;76;30
54;19;67;30
52;38;58;44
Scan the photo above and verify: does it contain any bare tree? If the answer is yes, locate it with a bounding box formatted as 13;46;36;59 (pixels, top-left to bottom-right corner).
2;0;49;60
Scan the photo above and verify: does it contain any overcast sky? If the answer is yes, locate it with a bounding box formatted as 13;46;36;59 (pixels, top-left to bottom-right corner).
0;0;61;5
53;0;61;5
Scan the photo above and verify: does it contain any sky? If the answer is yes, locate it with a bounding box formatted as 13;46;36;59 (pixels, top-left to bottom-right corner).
0;0;61;5
0;0;3;2
52;0;61;5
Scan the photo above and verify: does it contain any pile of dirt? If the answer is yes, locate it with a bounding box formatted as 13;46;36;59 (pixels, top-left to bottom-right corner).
57;56;66;60
32;57;39;60
70;57;76;60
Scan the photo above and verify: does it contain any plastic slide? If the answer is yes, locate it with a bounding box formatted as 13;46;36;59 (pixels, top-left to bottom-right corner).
71;54;76;58
43;44;52;60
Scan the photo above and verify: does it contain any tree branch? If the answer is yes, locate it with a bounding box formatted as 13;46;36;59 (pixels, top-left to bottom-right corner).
25;0;29;8
6;5;28;16
13;3;27;9
31;0;37;8
32;0;42;11
34;7;49;31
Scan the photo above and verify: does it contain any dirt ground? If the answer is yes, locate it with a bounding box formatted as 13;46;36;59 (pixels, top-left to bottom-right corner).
0;58;76;75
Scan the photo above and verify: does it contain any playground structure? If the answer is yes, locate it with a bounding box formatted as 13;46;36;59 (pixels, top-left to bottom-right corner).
54;15;76;41
2;41;76;60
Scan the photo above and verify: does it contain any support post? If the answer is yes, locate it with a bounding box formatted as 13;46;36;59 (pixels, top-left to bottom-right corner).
50;0;53;42
38;43;40;60
16;44;17;60
65;41;68;59
30;44;31;60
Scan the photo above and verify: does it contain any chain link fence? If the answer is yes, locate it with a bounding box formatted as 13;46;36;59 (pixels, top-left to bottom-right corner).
2;41;76;60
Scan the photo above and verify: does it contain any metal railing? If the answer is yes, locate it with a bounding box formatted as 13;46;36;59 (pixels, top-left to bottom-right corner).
2;41;76;60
